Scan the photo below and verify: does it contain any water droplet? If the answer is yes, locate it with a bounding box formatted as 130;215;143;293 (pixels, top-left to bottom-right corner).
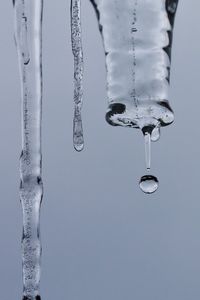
74;141;84;152
73;109;84;152
139;175;159;194
140;132;159;194
151;125;160;142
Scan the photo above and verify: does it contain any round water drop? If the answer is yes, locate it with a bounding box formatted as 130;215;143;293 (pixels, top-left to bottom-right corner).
139;175;159;194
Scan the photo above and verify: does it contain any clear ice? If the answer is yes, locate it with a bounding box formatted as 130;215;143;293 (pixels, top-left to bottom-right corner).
90;0;179;193
13;0;43;299
71;0;84;152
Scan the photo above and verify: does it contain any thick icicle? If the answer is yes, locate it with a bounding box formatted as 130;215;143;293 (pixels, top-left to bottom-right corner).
13;0;43;299
71;0;84;151
90;0;178;192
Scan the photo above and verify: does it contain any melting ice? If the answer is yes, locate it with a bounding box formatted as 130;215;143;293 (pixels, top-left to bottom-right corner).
89;0;179;193
13;0;43;298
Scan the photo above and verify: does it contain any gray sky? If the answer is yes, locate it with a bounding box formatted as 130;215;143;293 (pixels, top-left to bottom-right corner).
0;1;200;299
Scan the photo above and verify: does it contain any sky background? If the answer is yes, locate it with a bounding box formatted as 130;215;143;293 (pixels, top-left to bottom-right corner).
0;1;200;299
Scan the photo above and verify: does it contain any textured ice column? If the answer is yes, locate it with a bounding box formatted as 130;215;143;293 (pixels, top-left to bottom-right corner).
13;0;43;299
90;0;179;137
71;0;84;151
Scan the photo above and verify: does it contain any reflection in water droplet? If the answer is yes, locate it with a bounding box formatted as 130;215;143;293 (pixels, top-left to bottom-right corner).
139;175;159;194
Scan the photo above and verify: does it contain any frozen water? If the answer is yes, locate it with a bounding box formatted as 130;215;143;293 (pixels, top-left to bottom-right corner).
13;0;43;298
90;0;178;192
71;0;84;151
90;0;178;132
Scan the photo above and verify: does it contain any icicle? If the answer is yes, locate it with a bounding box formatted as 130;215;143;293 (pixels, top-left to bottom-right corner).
91;0;179;192
71;0;84;151
13;0;43;299
144;132;151;171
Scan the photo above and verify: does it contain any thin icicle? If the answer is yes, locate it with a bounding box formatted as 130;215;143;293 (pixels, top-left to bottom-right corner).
13;0;43;299
144;132;151;171
71;0;84;151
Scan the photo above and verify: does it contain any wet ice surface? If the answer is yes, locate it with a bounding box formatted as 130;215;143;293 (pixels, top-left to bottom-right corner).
14;0;43;298
91;0;178;131
90;0;178;193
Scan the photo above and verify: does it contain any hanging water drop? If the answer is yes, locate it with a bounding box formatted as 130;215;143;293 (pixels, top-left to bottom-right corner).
151;123;161;142
73;104;84;152
139;129;159;194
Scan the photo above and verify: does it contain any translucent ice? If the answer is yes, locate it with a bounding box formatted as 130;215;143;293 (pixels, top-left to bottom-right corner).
13;0;43;298
90;0;178;133
90;0;179;192
71;0;84;151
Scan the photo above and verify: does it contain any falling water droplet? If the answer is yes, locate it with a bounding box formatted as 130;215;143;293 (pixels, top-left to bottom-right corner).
139;129;159;194
139;175;159;194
